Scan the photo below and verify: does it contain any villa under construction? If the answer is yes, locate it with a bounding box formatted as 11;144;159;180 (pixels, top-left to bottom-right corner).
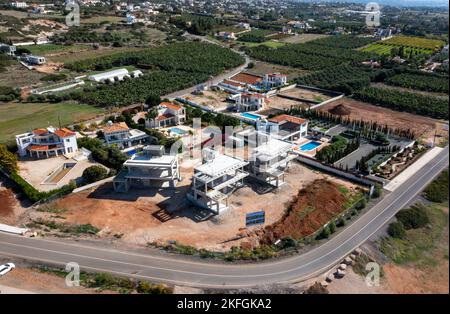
247;133;296;188
187;148;249;214
113;145;181;192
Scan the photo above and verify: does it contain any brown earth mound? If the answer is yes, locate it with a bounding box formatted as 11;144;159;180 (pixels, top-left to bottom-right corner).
0;189;15;217
261;179;347;244
328;104;351;116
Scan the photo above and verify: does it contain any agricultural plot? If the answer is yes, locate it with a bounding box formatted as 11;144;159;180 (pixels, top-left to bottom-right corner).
362;36;445;55
383;36;445;50
247;42;371;71
0;102;104;144
64;42;245;107
362;43;433;55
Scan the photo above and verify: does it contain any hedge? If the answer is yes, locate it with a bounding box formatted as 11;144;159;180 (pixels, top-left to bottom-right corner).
8;171;76;203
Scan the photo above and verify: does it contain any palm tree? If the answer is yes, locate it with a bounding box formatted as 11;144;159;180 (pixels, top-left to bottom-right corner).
146;107;159;121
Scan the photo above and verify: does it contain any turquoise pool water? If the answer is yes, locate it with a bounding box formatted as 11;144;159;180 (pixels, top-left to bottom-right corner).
126;149;137;156
169;127;188;135
240;112;262;120
299;141;321;151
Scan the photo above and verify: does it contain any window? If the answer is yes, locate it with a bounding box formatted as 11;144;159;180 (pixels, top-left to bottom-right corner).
67;147;73;153
66;139;70;142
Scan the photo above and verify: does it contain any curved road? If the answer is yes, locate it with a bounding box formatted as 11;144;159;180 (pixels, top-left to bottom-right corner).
0;147;448;288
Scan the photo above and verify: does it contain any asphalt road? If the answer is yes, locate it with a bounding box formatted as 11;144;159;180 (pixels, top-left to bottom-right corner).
0;147;447;289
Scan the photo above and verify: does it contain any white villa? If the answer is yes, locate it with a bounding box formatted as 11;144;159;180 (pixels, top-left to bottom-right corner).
263;73;288;89
247;133;296;188
88;68;143;84
102;121;149;149
146;102;186;129
236;93;266;112
113;145;181;192
188;148;249;214
262;114;309;141
16;127;78;158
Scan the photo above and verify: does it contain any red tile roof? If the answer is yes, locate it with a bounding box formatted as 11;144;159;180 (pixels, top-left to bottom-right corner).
27;144;61;151
230;73;263;85
54;128;75;138
160;102;182;111
268;114;307;125
103;122;129;134
156;113;174;121
222;80;245;88
32;128;48;135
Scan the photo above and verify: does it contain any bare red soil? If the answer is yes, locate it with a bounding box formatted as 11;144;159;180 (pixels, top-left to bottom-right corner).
261;179;349;244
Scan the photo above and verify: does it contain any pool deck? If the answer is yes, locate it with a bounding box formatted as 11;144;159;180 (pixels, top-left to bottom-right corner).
18;156;103;192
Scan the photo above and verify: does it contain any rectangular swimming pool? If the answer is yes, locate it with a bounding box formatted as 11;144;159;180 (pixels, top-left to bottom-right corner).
240;112;262;120
169;127;188;136
299;141;322;151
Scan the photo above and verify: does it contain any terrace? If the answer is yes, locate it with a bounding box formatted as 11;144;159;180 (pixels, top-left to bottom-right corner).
188;148;249;215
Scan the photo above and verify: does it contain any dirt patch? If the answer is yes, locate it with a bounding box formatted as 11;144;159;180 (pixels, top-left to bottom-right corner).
328;104;351;116
30;162;358;251
0;268;114;294
260;179;354;244
34;62;64;74
0;181;29;225
320;98;440;139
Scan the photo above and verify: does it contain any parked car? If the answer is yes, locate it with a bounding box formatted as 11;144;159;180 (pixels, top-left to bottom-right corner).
0;263;15;276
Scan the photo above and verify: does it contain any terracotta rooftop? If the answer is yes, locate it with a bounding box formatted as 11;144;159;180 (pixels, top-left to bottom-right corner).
103;122;129;134
156;113;175;121
27;144;61;151
222;80;245;88
268;114;307;125
32;128;49;135
54;128;75;138
230;73;263;85
160;102;182;111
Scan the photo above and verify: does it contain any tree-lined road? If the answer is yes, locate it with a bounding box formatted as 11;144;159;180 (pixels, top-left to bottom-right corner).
0;147;447;289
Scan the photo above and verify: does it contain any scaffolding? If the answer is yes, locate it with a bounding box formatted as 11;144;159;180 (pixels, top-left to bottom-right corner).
113;145;181;192
187;148;249;214
247;135;295;188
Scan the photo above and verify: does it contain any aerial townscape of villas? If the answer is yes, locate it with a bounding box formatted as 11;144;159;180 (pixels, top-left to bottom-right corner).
0;0;448;296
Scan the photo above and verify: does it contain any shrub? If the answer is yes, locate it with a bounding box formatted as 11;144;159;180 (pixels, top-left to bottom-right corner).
317;226;331;240
137;281;172;294
82;165;108;184
395;203;430;230
387;221;406;239
329;221;337;234
423;169;449;203
372;184;382;198
0;144;18;173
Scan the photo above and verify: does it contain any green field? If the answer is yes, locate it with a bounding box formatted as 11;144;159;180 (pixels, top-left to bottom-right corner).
383;36;445;50
361;35;445;56
0;102;104;144
362;43;434;55
237;40;287;48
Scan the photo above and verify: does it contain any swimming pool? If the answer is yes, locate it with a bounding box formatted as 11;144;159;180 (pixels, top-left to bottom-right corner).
240;112;262;120
126;149;137;156
299;141;322;151
169;127;188;136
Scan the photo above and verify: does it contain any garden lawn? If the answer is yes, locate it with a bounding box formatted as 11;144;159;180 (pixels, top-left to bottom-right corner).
0;102;103;143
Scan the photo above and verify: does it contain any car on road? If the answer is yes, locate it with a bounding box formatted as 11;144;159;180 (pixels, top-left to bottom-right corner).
0;263;15;276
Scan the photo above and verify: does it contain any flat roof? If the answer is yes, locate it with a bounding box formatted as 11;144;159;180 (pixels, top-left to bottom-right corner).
124;154;177;167
89;68;129;80
196;154;248;178
252;138;293;161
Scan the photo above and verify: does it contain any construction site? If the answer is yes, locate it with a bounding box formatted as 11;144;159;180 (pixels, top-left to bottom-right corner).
23;137;364;251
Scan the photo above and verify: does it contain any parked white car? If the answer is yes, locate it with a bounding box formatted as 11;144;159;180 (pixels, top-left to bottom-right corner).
0;263;15;276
